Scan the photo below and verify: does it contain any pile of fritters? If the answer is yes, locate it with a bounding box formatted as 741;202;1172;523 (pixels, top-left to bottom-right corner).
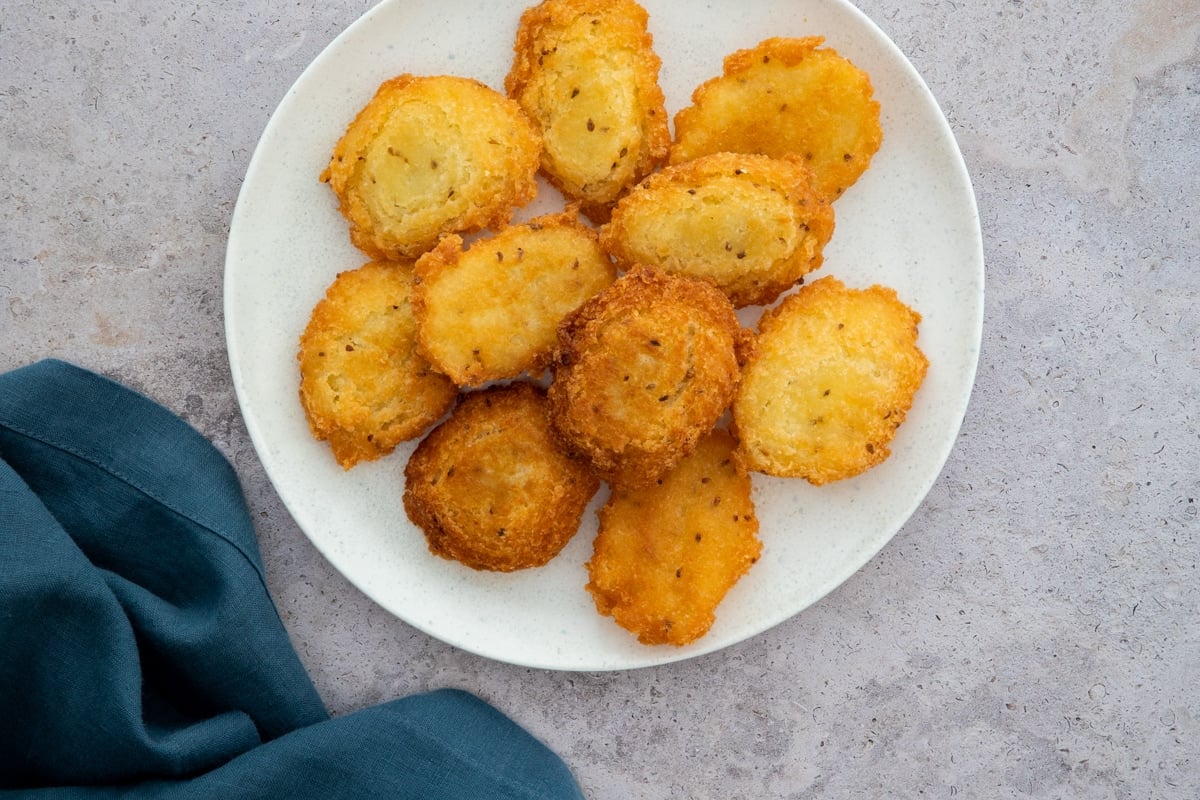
296;0;928;648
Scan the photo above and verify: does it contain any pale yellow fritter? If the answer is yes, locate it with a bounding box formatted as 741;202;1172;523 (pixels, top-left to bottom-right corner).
412;208;617;386
733;276;928;484
547;265;752;488
506;0;670;222
599;152;835;307
298;261;457;469
403;382;600;572
321;74;541;260
586;429;762;646
670;37;883;203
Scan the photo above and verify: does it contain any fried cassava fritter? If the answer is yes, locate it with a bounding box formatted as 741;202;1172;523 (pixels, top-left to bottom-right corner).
733;276;927;484
506;0;669;221
322;74;541;260
298;260;457;469
586;428;761;645
547;265;752;488
599;152;835;307
412;207;616;386
670;37;882;203
403;382;600;571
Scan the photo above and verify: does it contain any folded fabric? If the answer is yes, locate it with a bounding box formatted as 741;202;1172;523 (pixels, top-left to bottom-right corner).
0;359;583;799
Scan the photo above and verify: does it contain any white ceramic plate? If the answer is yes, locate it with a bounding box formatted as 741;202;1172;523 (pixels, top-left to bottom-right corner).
225;0;983;671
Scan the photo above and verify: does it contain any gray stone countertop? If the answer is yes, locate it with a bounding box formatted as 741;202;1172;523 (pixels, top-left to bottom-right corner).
2;1;1197;797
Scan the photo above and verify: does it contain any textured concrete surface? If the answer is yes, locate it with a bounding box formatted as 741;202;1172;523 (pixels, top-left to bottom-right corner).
2;1;1197;797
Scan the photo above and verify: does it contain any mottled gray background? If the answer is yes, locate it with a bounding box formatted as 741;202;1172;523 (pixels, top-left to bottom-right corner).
2;1;1197;797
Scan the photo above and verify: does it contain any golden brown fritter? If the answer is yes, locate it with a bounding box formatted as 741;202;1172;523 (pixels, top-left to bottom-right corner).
298;261;457;469
586;428;761;646
321;74;541;260
412;207;617;386
670;37;883;203
732;276;928;484
547;265;752;488
505;0;669;221
599;152;835;307
403;382;600;571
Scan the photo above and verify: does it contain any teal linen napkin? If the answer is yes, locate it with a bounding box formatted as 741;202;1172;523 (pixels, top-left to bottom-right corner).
0;359;583;799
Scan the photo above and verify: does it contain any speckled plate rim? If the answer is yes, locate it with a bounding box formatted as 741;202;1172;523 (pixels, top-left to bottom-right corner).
224;0;984;671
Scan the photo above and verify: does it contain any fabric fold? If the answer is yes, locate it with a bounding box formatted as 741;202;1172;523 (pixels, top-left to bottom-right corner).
0;359;582;799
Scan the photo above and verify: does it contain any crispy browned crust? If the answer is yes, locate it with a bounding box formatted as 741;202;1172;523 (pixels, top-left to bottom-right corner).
547;265;753;488
505;0;670;222
321;74;541;260
297;261;457;469
599;152;836;307
732;276;928;484
670;37;883;203
411;206;616;386
586;428;761;645
403;382;600;571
